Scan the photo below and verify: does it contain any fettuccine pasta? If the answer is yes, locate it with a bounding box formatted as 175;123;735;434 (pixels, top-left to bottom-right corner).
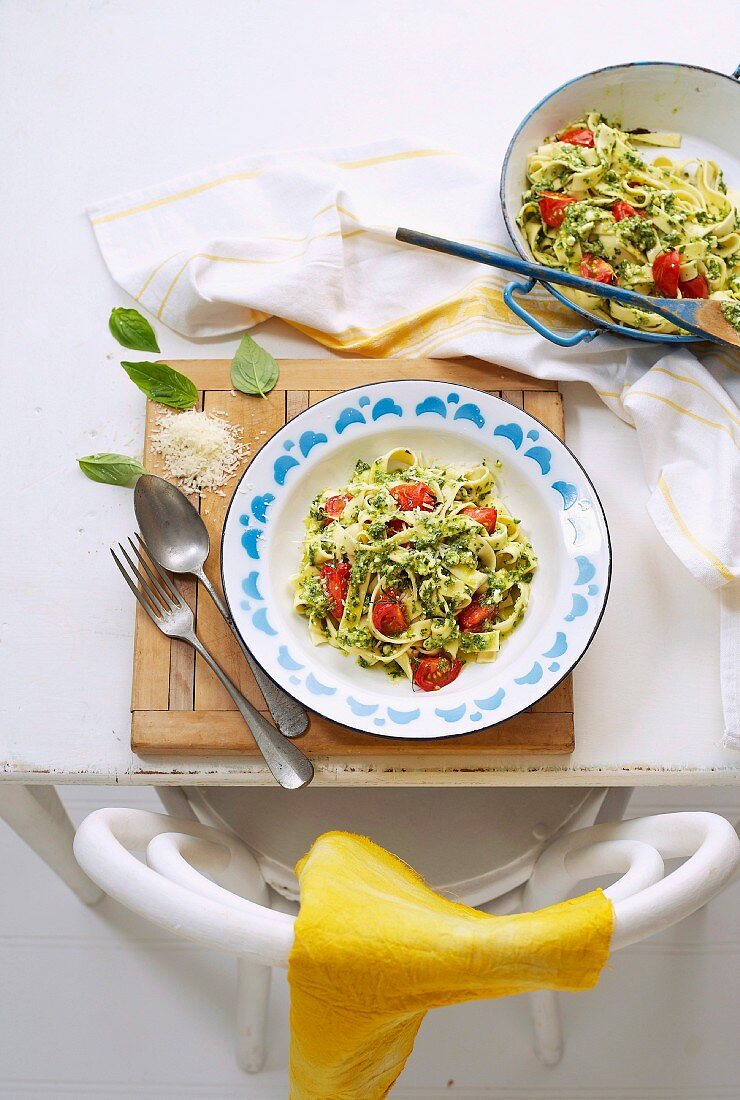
518;111;740;333
292;449;537;693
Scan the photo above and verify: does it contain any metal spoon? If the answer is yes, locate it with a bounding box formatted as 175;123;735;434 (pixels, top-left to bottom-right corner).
134;474;309;738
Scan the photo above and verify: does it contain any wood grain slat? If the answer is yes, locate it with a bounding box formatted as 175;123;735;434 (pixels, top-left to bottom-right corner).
194;389;286;712
286;390;309;420
529;677;573;714
501;390;524;408
168;577;197;710
166;359;558;393
133;358;574;759
131;395;202;711
132;710;573;756
308;390;336;406
524;389;564;441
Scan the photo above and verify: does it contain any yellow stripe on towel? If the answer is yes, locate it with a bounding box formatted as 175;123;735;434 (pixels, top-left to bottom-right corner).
90;169;264;226
657;475;735;583
627;391;738;446
650;367;740;426
288;277;579;357
92;149;452;226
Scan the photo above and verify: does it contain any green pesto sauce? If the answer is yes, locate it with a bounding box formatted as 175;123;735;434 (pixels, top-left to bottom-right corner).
295;456;539;681
382;661;406;679
458;633;490;653
520;114;739;335
721;300;740;334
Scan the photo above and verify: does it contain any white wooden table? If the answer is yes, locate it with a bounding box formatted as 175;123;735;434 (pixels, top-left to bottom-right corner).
1;1;737;899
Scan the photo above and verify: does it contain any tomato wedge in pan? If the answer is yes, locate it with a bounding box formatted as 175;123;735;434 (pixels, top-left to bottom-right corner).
386;518;409;537
390;482;436;512
538;191;577;229
652;250;681;298
461;506;498;534
323;494;350;524
456;599;499;633
678;274;709;299
372;591;407;636
612;200;647;221
320;561;351;620
558;127;594;148
413;654;463;692
580;253;616;285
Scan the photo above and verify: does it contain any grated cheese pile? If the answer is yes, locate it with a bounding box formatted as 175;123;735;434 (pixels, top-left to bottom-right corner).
151;410;248;495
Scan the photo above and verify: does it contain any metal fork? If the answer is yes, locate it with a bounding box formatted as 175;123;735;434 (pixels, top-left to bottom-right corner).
112;537;314;790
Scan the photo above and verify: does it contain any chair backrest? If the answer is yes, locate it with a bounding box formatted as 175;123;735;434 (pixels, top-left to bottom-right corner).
524;811;740;950
74;807;739;965
74;807;295;967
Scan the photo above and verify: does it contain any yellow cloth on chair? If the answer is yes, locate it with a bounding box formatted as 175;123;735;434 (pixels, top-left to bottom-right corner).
288;831;614;1100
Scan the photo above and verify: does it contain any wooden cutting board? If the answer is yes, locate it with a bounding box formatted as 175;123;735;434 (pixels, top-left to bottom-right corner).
131;358;574;757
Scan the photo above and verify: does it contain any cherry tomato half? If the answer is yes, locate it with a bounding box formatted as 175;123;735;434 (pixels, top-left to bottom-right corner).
538;191;577;229
390;483;436;512
323;494;350;524
320;561;351;620
678;274;709;299
612;200;646;222
461;506;498;534
456;599;499;633
580;253;616;285
652;250;681;298
372;592;407;636
413;654;463;692
558;127;595;148
386;518;409;537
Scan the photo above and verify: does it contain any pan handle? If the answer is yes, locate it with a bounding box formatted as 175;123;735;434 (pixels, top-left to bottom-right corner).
503;277;600;348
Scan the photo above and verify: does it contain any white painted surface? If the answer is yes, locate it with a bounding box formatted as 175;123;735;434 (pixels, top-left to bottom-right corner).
0;785;738;1096
1;0;738;785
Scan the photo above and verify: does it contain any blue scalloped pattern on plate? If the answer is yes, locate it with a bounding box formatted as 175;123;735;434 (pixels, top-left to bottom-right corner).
237;388;604;732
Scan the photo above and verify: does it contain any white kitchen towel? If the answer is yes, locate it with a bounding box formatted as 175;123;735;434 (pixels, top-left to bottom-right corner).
87;139;740;744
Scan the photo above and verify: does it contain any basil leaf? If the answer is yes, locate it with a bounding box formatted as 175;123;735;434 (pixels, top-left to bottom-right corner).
109;307;160;353
121;361;199;409
230;333;279;397
78;453;145;487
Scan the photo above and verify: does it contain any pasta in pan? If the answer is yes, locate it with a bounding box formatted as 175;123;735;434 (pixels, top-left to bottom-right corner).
518;111;740;333
292;448;537;693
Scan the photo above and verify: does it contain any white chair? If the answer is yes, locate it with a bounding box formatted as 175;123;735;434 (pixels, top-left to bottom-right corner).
73;805;739;1075
155;785;636;908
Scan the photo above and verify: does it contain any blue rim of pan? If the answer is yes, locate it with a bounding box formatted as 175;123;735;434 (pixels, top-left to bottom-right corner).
499;61;740;345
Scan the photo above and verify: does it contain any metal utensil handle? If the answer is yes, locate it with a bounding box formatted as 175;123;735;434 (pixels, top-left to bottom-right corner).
395;227;689;330
197;570;309;738
186;631;313;789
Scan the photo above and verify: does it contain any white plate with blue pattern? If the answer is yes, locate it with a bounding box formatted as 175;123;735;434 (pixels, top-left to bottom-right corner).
220;381;611;740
